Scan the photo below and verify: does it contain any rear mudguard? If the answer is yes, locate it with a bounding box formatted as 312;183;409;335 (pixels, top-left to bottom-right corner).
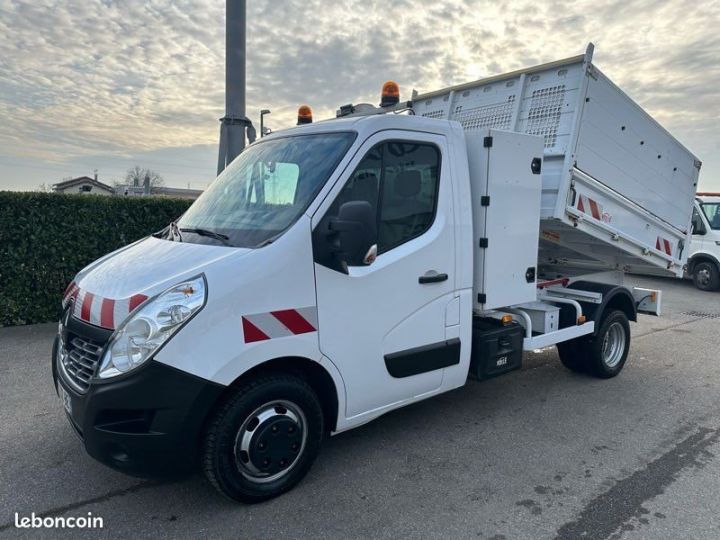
558;281;637;334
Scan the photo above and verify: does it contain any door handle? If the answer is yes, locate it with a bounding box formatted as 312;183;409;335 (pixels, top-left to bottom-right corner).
419;272;448;284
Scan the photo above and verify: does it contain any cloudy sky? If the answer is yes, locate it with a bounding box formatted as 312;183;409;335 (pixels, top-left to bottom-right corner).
0;0;718;192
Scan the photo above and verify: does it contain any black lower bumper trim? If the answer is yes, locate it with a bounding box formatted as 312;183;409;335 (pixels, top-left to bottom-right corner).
55;351;225;478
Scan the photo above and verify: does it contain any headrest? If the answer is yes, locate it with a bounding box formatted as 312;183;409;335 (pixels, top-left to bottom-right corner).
350;172;378;199
394;170;421;198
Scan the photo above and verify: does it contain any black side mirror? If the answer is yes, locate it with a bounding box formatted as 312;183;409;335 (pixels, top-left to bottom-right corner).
328;201;377;268
692;220;706;236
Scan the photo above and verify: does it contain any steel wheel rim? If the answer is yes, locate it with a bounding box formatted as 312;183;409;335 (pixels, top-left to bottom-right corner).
233;400;307;484
698;268;711;286
601;322;626;368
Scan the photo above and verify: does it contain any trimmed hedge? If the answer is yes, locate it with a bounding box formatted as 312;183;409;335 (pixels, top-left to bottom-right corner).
0;192;193;326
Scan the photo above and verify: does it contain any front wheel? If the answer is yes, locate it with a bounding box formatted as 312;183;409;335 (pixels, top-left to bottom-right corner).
693;261;720;291
202;374;324;503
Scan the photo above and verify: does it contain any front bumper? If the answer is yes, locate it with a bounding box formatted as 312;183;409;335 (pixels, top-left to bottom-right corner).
52;330;225;478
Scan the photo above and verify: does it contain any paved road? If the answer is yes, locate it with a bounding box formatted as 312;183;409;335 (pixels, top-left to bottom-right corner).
1;275;720;539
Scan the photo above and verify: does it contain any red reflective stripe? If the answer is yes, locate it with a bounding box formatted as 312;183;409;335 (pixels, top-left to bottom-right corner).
588;198;601;219
537;277;570;289
656;237;673;255
63;281;76;301
663;239;672;255
242;317;270;343
81;292;94;321
100;298;115;328
129;294;148;312
271;309;316;334
577;196;585;213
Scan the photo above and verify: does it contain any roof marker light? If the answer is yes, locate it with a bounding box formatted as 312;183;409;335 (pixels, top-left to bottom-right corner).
297;105;313;125
380;81;400;107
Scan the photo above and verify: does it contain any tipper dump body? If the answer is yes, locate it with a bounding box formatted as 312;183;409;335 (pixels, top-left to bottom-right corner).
412;44;701;277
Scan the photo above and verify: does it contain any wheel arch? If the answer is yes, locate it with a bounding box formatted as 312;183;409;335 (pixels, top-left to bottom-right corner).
221;356;340;433
568;281;637;330
688;252;720;274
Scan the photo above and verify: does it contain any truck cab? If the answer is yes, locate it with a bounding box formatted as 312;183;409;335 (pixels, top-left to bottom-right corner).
55;114;489;503
688;194;720;290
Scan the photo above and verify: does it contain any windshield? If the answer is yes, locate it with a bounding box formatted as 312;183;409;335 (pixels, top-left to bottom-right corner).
176;131;356;247
701;203;720;230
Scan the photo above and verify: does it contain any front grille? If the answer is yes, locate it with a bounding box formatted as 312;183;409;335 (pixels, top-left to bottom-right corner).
60;335;104;393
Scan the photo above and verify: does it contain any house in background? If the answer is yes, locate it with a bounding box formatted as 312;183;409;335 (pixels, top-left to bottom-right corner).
52;172;203;200
52;174;115;196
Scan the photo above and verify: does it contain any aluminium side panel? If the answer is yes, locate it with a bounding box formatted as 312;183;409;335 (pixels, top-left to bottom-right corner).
539;168;690;278
412;53;589;220
412;46;700;275
572;67;700;233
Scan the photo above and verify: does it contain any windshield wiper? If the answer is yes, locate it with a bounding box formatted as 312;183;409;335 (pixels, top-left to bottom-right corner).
170;221;183;242
180;227;231;245
153;221;182;241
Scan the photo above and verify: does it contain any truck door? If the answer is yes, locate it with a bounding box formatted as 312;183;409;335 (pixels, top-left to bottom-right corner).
690;204;706;256
312;131;457;419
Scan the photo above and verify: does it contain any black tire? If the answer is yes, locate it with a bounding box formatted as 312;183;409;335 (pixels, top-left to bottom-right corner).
202;374;324;503
557;310;631;378
693;261;720;291
556;338;589;373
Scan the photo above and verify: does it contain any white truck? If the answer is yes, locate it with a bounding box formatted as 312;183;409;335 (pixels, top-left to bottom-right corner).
688;193;720;290
53;44;701;502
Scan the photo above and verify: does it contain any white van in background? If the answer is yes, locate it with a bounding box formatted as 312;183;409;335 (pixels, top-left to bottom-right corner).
688;193;720;291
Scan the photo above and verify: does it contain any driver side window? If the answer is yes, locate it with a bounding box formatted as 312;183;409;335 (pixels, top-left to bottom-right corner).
324;140;441;255
327;145;382;232
692;208;706;236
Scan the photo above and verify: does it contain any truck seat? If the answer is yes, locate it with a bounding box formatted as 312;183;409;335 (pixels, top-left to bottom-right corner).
380;170;430;247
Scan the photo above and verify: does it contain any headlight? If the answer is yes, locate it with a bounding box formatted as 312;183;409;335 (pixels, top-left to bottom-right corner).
97;275;206;379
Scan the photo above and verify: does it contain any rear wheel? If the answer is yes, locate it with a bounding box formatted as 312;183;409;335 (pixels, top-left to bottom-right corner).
557;310;630;378
587;310;630;378
556;339;588;373
202;374;324;503
693;261;720;291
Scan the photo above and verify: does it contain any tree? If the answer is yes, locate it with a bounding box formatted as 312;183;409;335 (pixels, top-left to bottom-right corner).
123;166;164;193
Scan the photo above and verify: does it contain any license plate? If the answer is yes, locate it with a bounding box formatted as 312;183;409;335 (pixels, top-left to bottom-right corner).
59;385;72;415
